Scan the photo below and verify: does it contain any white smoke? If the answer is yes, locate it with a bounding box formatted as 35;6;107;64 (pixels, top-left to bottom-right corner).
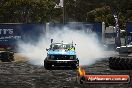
17;26;109;66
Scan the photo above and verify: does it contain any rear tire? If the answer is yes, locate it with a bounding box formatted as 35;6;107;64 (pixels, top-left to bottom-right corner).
1;58;11;62
0;52;12;62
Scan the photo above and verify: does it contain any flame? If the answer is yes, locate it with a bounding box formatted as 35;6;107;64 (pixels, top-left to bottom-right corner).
78;66;86;76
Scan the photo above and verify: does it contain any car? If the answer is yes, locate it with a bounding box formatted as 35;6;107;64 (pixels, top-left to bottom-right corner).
0;48;14;62
44;40;79;70
116;42;132;53
109;42;132;70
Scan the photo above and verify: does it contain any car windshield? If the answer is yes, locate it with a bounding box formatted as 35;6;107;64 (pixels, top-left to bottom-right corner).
50;43;73;50
129;42;132;45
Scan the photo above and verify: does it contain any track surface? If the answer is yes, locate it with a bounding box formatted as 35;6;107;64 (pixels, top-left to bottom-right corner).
0;56;132;88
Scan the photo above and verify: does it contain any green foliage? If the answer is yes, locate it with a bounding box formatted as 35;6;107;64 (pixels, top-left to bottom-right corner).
0;0;132;27
87;6;114;26
0;0;57;23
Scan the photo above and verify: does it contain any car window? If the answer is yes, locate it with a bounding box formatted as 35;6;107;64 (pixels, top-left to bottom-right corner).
129;42;132;45
51;44;73;49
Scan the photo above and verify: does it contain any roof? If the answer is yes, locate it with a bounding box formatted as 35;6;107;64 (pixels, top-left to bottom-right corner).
51;43;72;45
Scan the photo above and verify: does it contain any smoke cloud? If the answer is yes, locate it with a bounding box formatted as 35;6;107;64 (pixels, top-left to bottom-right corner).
17;26;110;66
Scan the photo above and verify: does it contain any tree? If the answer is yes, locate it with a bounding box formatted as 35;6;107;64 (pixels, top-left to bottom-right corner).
0;0;56;23
0;0;132;23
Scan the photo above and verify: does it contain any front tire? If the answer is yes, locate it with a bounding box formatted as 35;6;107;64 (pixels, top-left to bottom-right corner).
44;61;52;70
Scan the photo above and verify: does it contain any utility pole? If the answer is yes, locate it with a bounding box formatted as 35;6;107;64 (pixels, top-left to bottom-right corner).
114;14;121;47
54;0;65;24
63;0;65;24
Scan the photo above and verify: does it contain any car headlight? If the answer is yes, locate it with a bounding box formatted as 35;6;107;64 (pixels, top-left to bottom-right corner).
50;55;55;59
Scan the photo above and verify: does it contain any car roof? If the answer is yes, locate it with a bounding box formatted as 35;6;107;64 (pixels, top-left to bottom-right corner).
51;43;72;45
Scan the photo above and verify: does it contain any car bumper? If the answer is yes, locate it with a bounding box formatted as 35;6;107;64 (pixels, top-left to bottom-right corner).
46;60;79;66
44;60;79;67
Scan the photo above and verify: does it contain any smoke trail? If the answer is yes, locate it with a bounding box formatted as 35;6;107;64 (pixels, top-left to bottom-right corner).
17;26;109;66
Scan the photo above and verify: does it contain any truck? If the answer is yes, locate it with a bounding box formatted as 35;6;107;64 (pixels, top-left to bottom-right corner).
109;42;132;70
44;39;79;70
109;13;132;70
116;42;132;54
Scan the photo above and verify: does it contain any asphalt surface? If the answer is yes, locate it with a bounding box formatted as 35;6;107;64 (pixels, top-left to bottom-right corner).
0;57;132;88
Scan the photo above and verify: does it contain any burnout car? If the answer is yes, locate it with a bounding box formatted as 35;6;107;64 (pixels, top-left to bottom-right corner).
44;40;79;70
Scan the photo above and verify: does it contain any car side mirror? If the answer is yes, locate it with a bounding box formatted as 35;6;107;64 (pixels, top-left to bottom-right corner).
46;48;49;51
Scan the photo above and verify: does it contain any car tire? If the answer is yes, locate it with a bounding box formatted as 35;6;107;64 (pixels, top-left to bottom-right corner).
109;57;132;70
44;61;52;70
